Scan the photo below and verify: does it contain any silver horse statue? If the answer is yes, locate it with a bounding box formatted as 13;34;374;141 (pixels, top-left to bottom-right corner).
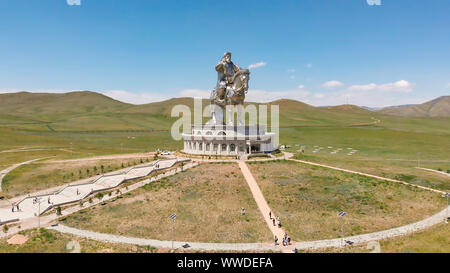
210;53;250;125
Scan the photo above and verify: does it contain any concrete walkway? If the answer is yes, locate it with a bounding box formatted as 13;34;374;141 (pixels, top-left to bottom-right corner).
0;158;188;224
50;224;279;252
47;205;449;252
0;157;51;192
0;161;198;238
294;205;450;251
238;161;293;252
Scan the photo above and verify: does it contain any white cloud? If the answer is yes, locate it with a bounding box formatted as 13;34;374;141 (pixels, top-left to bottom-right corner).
348;80;414;93
286;69;296;73
289;75;296;80
322;80;344;89
314;93;325;99
306;63;312;69
247;62;266;69
297;85;305;89
245;89;310;103
102;90;171;104
178;89;210;98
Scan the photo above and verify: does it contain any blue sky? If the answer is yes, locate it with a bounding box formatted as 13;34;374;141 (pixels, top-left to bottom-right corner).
1;0;449;107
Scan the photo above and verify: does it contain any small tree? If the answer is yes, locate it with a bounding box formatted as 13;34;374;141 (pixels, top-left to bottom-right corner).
56;206;62;216
121;163;124;168
94;166;98;173
86;169;90;176
3;224;9;234
101;165;105;173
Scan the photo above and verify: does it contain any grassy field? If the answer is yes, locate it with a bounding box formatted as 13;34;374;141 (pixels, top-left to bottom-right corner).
248;160;446;241
0;228;140;253
1;156;155;197
278;126;450;191
62;163;273;243
308;222;450;253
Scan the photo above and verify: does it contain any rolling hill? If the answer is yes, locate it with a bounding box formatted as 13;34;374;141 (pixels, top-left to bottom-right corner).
0;91;448;134
377;96;450;117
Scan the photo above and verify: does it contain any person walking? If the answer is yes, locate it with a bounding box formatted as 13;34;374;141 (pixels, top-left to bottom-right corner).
269;211;272;219
241;207;246;215
272;218;275;226
274;235;278;246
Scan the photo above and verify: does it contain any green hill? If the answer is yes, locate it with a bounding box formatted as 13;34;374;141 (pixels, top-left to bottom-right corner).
0;91;448;135
377;96;450;117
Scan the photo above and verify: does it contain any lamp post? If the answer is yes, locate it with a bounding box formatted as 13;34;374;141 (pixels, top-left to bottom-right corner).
169;213;177;250
35;197;43;230
443;193;450;223
338;211;347;247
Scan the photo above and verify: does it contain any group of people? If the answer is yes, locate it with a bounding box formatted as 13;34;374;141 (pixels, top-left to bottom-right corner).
274;233;291;246
269;211;282;228
269;211;292;247
11;203;20;212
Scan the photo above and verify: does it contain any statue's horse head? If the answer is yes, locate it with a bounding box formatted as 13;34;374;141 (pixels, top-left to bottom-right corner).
228;69;250;105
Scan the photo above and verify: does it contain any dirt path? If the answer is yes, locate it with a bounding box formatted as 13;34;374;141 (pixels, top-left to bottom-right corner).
238;161;294;253
416;167;450;178
288;158;446;195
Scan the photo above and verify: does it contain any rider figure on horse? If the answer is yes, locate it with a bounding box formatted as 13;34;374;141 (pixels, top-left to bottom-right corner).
215;52;241;104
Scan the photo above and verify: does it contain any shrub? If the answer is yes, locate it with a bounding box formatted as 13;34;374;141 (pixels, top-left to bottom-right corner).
3;224;9;233
95;192;104;200
56;206;62;216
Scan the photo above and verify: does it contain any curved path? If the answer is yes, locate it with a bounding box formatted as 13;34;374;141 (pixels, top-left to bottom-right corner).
0;157;51;192
416;167;450;178
48;205;449;252
50;224;278;252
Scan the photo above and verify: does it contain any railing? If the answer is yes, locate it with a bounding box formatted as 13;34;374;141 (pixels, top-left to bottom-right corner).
15;158;190;216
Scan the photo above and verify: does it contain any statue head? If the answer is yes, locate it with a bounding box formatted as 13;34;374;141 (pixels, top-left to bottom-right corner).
223;52;232;63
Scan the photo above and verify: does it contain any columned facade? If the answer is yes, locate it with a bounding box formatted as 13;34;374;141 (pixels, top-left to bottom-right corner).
182;125;276;156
